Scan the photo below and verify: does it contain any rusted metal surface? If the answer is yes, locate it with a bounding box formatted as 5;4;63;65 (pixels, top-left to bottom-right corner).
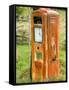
31;8;60;81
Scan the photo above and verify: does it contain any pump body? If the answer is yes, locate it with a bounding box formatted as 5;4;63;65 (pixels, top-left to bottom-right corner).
31;8;60;81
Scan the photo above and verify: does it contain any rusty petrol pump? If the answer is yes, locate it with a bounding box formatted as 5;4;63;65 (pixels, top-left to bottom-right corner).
31;8;60;81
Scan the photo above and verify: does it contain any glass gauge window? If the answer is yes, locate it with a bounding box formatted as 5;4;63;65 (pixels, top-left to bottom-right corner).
34;27;42;42
34;16;42;24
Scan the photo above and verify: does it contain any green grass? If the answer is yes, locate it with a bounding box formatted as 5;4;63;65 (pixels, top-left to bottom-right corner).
16;44;66;83
16;10;66;83
59;48;66;81
16;44;32;83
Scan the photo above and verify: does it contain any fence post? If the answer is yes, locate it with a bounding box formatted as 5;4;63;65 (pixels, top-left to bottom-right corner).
28;15;31;68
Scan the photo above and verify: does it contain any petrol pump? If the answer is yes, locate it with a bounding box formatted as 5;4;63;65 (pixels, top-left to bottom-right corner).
31;8;60;81
47;10;60;79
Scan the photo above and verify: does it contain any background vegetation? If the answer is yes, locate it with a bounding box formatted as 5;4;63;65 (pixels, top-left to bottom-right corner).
16;7;66;83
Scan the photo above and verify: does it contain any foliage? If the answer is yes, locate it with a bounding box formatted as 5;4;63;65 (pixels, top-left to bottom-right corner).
16;6;33;16
16;44;32;83
16;8;66;83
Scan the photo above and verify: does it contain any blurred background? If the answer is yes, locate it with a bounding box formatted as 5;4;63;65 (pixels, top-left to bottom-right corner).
16;6;66;83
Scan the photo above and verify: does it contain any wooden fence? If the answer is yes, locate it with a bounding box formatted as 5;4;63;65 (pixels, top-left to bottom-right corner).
16;16;31;45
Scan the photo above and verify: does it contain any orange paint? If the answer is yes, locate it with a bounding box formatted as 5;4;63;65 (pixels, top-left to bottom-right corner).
31;8;60;81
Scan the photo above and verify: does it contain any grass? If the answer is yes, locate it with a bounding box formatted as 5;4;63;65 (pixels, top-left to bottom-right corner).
16;44;66;83
16;44;32;83
16;9;66;83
